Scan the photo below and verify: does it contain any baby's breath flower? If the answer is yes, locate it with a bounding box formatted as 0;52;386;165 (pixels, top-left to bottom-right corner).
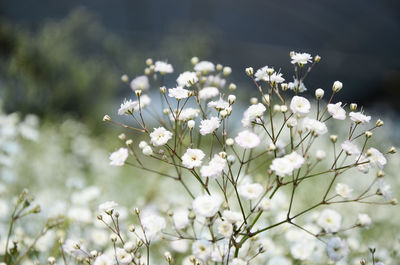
182;148;205;168
290;52;312;65
192;194;222;218
290;96;311;115
315;88;324;99
349;112;371;124
109;148;129;166
150;127;173;146
367;147;387;169
317;209;342;233
216;219;233;238
168;86;190;100
327;102;346;120
326;237;348;261
154;61;174;74
270;157;294;177
177;71;198;87
130;75;149;92
200;155;226;178
199;117;221;135
238;182;264;200
341;140;360;156
142;145;153;156
332;81;343;92
335;183;353;199
356;213;371;227
172;209;190;230
98;201;118;213
194;61;215;73
300;117;328;135
235;130;260;149
198;87;219;100
93;254;114;265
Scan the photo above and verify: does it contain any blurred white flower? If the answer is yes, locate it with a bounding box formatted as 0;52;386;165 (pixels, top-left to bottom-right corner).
301;117;328;135
335;183;353;199
270;157;294;177
116;247;131;264
154;61;173;74
109;148;128;166
118;99;136;115
216;219;233;238
235;130;260;149
284;151;305;169
199;86;219;100
222;210;242;224
357;213;371;227
317;209;342;233
367;147;387;169
192;240;212;261
238;182;264;200
173;209;190;230
142;214;166;240
177;71;198;87
194;61;215;73
326;237;348;261
98;201;118;213
200;155;226;178
241;103;266;127
288;78;307;92
341;140;360;156
130;75;149;91
192;194;222;217
349;112;371;124
93;254;115;265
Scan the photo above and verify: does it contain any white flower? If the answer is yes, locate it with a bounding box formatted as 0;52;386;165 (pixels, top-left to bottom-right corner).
94;254;115;265
192;194;222;217
142;214;166;240
182;148;205;168
341;140;360;156
199;117;221;135
135;94;151;110
194;61;215;73
168;86;190;100
150;127;173;146
171;108;200;121
290;96;311;114
116;248;131;264
130;75;149;91
177;71;198;87
349;112;371;124
327;102;346;120
254;66;269;81
356;155;371;173
207;98;230;110
378;179;392;201
205;75;226;88
238;182;264;200
301;117;328;135
332;81;343;92
222;210;242;224
235;130;260;149
154;61;173;74
284;151;305;169
118;99;136;115
270;157;294;177
142;145;153;156
109;148;129;166
326;237;348;261
288;78;307;92
335;183;353;199
192;240;212;261
259;197;271;211
317;209;342;233
269;72;285;83
229;258;246;265
67;206;92;223
316;150;326;160
173;209;190;230
200;155;226;178
241;103;266;127
198;86;219;100
99;201;118;213
367;147;387;169
216;219;233;238
290;52;312;65
357;213;371;227
291;241;315;260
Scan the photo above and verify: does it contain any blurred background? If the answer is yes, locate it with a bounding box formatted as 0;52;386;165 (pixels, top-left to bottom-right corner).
0;0;399;133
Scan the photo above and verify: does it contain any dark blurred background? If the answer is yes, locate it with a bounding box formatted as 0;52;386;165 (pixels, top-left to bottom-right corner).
0;0;399;128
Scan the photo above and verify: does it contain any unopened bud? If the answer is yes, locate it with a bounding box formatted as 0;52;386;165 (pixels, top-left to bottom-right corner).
219;152;227;159
273;104;281;112
350;103;357;111
245;67;254;76
146;58;153;66
135;89;142;97
330;135;337;143
48;257;56;265
160;86;166;94
144;68;151;75
365;131;372;138
103;115;111;122
250;97;258;105
229;83;237;91
266;68;274;75
280;105;288;113
163;108;169;115
332;81;343;92
226;138;234;146
388;146;396;154
376;119;384;127
188;120;195;129
391;198;398;205
227;155;236;164
191;57;199;65
315;88;324;99
121;74;129;83
220;110;228;118
129;225;136;232
119;133;126;140
377;170;384;178
216;64;223;71
228;95;236;105
360;259;366;265
126;139;133;146
134;208;140;215
314;55;321;62
267;143;276;151
281;83;288;91
262;95;270;105
223;66;232;76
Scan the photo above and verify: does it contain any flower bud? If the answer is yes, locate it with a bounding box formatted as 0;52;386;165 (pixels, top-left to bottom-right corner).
227;155;236;164
289;51;295;57
129;225;135;232
149;65;155;72
144;68;151;75
365;131;372;138
266;68;274;75
273;104;281;112
226;138;234;146
103;115;111;122
250;97;258;105
191;57;199;65
314;55;321;62
48;257;56;265
146;58;153;66
281;83;288;91
350;103;357;111
220;109;228;118
267;143;276;151
121;74;129;83
228;95;236;104
377;170;384;178
280;105;288;113
315;88;324;99
388;146;396;154
119;133;126;140
135;90;142;97
216;64;223;71
126;139;133;146
332;81;343;92
391;198;398;205
262;94;270;105
316;150;326;160
223;66;232;76
142;146;153;156
360;259;366;265
164;251;173;264
188;120;195;129
163;108;170;115
138;141;148;149
330;135;337;143
245;67;254;76
229;83;237;91
134;208;140;215
219;152;227;159
376;119;384;127
160;86;166;94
